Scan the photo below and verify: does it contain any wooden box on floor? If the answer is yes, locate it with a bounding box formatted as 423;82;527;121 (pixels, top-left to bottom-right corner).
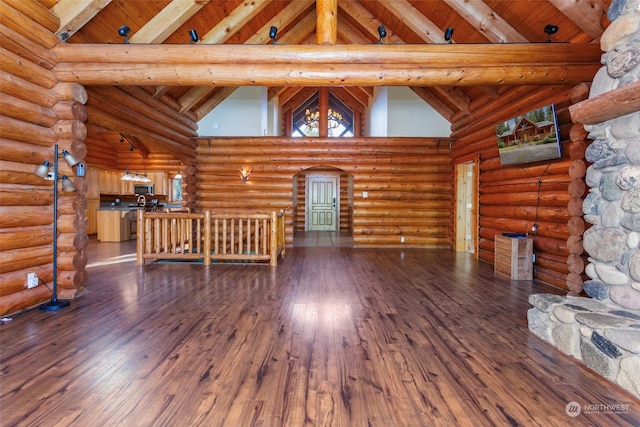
494;235;533;280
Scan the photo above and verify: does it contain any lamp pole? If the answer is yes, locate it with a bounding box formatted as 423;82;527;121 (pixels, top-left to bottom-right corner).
40;144;70;311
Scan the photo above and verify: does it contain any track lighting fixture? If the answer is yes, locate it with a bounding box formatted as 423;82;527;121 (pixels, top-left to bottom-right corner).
377;25;386;44
118;25;130;44
189;29;199;44
444;27;454;43
269;26;278;44
544;24;558;42
119;133;136;152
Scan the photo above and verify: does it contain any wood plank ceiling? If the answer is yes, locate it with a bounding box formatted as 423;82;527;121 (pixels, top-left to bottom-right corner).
39;0;610;132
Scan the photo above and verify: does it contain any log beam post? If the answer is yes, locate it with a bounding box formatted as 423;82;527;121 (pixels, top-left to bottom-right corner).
316;0;338;45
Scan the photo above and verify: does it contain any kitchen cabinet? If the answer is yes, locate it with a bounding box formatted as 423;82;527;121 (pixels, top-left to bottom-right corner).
97;209;135;242
152;172;168;195
99;170;121;195
86;166;100;199
87;200;99;234
86;166;100;234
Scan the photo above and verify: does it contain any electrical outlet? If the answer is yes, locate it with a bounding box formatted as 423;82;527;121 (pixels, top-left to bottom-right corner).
400;236;405;243
532;253;536;263
27;272;38;289
362;191;368;198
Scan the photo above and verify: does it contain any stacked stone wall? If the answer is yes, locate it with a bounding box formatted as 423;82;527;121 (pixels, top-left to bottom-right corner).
528;0;640;398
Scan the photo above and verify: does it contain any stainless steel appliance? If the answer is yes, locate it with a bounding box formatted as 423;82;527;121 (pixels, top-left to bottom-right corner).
133;184;154;195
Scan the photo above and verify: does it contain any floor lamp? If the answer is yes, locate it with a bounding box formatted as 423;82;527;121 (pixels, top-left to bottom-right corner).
34;144;78;311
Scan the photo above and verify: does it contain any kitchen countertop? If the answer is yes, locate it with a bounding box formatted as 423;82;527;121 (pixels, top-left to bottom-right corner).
97;203;183;211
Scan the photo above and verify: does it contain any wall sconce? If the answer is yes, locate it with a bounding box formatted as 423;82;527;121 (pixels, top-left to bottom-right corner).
118;25;130;44
239;166;252;182
377;25;386;44
544;24;558;42
189;29;199;44
269;26;278;44
444;27;454;43
33;144;79;311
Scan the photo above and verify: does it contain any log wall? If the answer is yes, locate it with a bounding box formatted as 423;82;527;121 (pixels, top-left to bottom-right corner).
196;137;453;248
0;1;90;315
450;85;588;291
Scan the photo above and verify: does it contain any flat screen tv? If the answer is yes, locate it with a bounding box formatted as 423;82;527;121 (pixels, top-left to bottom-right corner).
495;103;561;166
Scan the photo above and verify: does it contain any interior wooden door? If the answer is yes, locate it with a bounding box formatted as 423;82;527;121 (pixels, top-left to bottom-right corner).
306;175;338;231
455;160;478;253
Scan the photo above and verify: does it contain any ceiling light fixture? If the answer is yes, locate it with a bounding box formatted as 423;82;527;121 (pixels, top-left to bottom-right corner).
304;107;343;129
118;25;130;44
444;27;454;43
377;25;386;44
189;29;199;44
544;24;558;42
269;26;278;44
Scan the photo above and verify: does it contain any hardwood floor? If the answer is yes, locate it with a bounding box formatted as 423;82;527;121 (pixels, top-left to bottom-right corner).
293;231;354;247
1;239;638;426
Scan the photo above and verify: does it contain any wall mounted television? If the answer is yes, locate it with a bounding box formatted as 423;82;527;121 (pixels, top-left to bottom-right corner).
495;103;561;166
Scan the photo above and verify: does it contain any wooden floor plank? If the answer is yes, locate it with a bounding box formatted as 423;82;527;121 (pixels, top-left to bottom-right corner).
1;239;638;426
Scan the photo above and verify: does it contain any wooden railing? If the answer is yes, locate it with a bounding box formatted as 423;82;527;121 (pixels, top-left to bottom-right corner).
136;210;286;266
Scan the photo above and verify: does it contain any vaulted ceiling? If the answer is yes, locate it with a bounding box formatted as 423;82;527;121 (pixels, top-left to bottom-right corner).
40;0;610;129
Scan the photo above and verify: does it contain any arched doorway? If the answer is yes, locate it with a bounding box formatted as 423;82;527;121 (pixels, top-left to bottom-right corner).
293;167;353;247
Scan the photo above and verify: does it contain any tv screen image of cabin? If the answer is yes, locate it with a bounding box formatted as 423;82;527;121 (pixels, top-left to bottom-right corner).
495;104;561;166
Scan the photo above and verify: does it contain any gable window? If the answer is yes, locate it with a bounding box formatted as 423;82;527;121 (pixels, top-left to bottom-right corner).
292;91;354;137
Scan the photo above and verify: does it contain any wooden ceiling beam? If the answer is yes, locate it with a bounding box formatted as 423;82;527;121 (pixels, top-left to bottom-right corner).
127;134;149;159
129;0;206;44
336;19;372;44
548;0;608;39
179;86;216;113
431;87;470;114
282;87;317;113
244;0;315;44
54;43;601;67
273;10;317;45
275;87;304;106
332;87;364;113
193;87;239;122
153;0;272;99
268;87;287;101
189;2;316;119
338;0;392;42
53;43;603;87
343;0;470;115
379;0;446;43
343;87;371;107
410;87;455;122
52;0;112;39
199;0;271;45
442;0;528;43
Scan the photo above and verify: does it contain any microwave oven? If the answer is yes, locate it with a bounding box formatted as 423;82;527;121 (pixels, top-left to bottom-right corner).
133;184;154;195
